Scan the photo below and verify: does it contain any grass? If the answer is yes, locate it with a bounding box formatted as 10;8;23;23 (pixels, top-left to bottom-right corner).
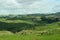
0;30;60;40
0;26;60;40
0;18;60;40
0;33;60;40
0;19;34;24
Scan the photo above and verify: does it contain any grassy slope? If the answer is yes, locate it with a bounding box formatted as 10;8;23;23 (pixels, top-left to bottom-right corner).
0;33;60;40
0;18;34;24
0;15;60;40
0;22;60;40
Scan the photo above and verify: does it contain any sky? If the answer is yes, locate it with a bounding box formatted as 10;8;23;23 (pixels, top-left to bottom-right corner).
0;0;60;15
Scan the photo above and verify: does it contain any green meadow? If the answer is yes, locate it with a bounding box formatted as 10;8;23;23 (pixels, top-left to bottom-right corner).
0;13;60;40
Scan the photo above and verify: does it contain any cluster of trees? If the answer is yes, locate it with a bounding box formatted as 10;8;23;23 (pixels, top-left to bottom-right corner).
0;22;35;33
41;16;60;23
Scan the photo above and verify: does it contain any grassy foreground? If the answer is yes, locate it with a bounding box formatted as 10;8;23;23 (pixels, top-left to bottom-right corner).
0;34;60;40
0;31;60;40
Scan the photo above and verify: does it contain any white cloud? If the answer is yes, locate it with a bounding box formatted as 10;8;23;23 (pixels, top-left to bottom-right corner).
0;0;60;15
0;0;22;8
28;0;60;13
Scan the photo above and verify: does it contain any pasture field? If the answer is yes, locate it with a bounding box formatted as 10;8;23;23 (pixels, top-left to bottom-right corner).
0;13;60;40
0;31;60;40
0;21;60;40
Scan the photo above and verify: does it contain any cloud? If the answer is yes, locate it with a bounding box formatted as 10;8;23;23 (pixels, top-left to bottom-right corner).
0;0;60;15
0;0;22;8
28;0;60;13
0;0;23;15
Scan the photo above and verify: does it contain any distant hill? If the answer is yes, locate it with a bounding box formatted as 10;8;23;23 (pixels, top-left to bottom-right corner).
26;12;60;16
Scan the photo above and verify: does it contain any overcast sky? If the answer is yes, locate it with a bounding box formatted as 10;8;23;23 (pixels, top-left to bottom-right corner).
0;0;60;15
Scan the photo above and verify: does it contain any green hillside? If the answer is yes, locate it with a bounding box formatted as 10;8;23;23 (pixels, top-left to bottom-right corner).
0;12;60;40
